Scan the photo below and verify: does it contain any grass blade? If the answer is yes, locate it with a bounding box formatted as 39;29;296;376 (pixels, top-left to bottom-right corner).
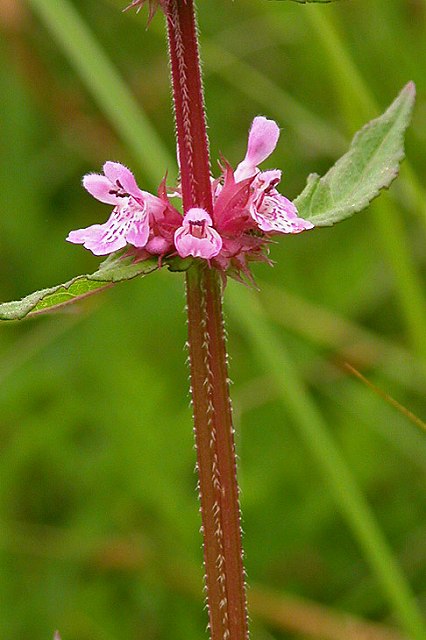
227;283;426;640
27;0;175;186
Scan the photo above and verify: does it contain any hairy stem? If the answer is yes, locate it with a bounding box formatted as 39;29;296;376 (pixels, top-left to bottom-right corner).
165;1;249;639
186;266;248;640
165;0;213;213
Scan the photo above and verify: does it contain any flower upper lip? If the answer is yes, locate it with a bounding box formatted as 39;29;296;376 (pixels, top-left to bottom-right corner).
234;116;281;182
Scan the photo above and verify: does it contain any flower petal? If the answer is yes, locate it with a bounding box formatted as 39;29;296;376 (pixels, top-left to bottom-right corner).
254;169;282;193
175;227;222;259
142;191;167;220
252;194;314;234
184;208;213;226
67;225;103;244
246;117;280;165
174;208;222;259
117;197;150;248
103;161;142;198
234;116;280;181
67;199;150;255
67;218;128;256
83;174;119;205
126;217;150;248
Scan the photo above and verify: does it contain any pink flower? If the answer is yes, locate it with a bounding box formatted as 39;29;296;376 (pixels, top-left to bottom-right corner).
67;162;164;256
174;209;223;259
250;170;314;234
233;117;314;234
67;116;314;279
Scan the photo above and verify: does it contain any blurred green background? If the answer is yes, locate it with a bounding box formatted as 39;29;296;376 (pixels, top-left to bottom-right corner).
0;0;425;639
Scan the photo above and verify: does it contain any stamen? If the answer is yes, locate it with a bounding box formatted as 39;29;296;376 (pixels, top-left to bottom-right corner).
108;180;128;198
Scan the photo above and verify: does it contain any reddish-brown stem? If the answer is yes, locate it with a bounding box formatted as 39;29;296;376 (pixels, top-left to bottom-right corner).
165;2;249;639
186;266;248;640
165;0;213;214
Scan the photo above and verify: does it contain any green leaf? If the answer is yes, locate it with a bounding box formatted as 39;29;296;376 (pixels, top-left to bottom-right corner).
0;253;158;321
294;82;415;226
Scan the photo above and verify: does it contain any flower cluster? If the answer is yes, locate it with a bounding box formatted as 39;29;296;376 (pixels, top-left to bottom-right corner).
67;117;314;278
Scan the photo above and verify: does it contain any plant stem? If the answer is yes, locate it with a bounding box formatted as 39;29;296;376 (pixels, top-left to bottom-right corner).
165;2;249;639
186;266;248;640
165;0;213;213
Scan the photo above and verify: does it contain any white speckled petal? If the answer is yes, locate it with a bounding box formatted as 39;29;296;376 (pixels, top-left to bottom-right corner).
253;194;314;234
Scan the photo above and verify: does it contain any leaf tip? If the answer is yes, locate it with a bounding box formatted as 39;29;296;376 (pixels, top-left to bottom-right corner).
397;81;416;115
399;81;416;112
404;80;416;98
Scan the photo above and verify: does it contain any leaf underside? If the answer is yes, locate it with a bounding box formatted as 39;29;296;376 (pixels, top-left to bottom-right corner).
294;82;416;226
0;253;161;321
